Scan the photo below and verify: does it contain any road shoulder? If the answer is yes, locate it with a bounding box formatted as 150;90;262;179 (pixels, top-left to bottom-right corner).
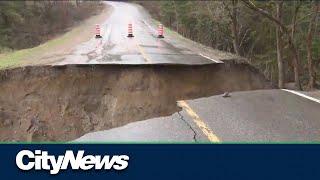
0;3;113;69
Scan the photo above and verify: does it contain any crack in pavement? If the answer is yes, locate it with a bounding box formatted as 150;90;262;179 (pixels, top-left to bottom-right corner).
177;111;198;142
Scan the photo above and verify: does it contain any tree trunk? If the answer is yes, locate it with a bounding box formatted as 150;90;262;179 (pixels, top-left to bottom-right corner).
173;1;179;33
290;2;302;90
307;2;319;89
276;1;284;88
287;37;301;90
241;0;302;90
231;0;241;56
76;0;80;7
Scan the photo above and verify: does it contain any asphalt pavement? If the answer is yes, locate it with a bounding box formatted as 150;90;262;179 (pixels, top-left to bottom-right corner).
75;112;204;142
76;89;320;142
55;1;224;65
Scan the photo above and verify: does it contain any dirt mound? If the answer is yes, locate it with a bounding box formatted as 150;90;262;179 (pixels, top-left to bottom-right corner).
0;62;271;141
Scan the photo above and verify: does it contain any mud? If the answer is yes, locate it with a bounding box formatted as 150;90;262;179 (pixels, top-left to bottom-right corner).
0;62;272;142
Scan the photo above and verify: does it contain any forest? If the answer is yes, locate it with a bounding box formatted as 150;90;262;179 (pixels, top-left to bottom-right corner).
0;1;102;51
137;0;320;90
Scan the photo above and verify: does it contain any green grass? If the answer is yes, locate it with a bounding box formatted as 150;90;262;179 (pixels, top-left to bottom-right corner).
0;48;38;69
0;8;99;70
0;29;78;70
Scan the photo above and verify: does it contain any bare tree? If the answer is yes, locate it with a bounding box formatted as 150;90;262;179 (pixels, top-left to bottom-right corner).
276;1;284;88
172;1;180;33
307;1;319;89
241;0;302;90
223;0;241;56
290;1;302;91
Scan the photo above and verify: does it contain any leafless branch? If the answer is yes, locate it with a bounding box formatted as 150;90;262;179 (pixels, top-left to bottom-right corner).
241;0;289;34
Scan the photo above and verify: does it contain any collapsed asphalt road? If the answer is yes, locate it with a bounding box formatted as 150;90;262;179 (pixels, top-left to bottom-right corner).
76;89;320;142
2;1;318;143
0;62;270;142
0;1;272;142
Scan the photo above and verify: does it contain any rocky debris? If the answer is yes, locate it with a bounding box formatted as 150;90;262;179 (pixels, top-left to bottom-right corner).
222;92;231;98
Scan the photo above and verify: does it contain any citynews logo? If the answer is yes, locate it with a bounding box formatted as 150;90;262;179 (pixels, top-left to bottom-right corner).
16;150;129;175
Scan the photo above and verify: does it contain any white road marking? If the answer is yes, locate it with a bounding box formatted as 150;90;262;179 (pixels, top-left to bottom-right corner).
143;20;223;64
142;20;158;35
199;53;223;63
282;89;320;104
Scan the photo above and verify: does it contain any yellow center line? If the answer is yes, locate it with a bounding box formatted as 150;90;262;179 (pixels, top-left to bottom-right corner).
132;34;218;142
178;101;221;143
134;39;152;63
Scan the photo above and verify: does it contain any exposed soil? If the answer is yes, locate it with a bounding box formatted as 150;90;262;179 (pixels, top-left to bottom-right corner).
0;62;272;142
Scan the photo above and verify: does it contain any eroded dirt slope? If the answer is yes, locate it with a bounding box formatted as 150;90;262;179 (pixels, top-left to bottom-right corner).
0;62;272;141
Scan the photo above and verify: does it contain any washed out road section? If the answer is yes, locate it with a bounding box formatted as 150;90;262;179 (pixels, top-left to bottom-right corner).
0;63;269;142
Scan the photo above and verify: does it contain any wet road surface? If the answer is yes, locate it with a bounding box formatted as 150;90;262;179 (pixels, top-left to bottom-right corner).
55;1;221;65
76;90;320;142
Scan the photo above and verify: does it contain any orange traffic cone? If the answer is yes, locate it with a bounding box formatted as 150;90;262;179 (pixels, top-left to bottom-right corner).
95;24;102;38
158;23;164;38
127;23;134;37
